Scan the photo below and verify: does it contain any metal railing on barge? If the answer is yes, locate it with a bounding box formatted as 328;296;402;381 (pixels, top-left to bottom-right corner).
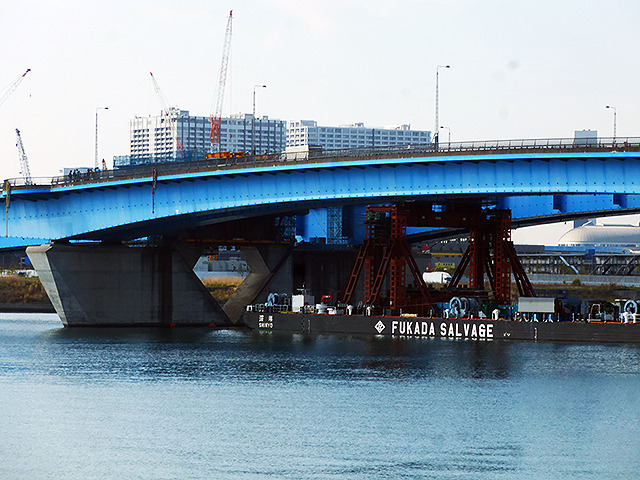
4;136;640;192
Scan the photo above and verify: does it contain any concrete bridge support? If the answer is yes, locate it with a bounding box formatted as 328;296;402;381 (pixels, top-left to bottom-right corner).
223;245;359;323
26;242;231;327
223;245;293;323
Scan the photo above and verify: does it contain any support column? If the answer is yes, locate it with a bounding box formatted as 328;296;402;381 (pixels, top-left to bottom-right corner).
26;242;231;327
493;211;513;305
389;208;407;309
223;244;293;323
363;223;376;303
468;227;485;290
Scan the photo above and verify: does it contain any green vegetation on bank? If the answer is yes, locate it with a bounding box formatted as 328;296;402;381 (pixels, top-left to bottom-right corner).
0;275;50;304
0;275;244;306
201;276;243;305
0;274;635;308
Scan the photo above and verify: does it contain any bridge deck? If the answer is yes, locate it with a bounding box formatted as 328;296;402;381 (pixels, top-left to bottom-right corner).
2;136;640;249
4;136;640;192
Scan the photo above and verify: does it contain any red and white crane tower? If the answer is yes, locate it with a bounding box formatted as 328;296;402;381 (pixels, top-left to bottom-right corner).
209;10;233;152
150;72;185;158
0;69;31;110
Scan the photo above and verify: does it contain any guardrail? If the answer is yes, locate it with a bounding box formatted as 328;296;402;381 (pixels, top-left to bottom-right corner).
3;136;640;191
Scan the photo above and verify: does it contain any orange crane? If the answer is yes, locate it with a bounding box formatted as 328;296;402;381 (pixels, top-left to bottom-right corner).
150;72;185;158
0;69;30;110
209;10;233;151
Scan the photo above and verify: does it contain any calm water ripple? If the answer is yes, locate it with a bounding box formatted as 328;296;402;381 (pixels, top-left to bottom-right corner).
1;313;639;479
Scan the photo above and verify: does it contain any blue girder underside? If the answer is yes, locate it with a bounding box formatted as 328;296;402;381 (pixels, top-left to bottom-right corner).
2;151;640;248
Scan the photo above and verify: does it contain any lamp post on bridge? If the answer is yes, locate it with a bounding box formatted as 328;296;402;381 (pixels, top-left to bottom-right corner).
434;65;450;147
606;105;617;145
95;107;108;169
252;85;266;155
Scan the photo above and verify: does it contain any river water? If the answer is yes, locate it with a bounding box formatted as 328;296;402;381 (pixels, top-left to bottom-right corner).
1;313;639;479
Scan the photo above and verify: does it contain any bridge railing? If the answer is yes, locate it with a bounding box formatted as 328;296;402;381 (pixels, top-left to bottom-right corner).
3;136;640;192
314;136;640;160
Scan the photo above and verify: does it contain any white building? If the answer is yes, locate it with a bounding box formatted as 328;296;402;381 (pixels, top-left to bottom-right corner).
287;120;431;150
559;222;640;248
116;108;287;167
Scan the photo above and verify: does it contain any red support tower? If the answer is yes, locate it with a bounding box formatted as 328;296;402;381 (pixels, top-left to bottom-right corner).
493;211;512;304
339;204;432;312
339;202;535;312
388;207;407;309
468;226;483;290
363;222;379;304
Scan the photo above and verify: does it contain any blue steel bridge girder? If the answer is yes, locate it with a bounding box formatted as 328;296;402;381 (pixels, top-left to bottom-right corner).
2;151;640;247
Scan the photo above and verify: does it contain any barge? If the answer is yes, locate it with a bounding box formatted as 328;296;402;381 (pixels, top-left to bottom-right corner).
242;311;640;344
241;203;640;344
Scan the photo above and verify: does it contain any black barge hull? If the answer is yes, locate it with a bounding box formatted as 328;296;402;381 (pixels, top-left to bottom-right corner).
242;312;640;344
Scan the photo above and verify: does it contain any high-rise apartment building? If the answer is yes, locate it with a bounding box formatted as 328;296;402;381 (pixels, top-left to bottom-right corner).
115;108;286;167
114;112;429;169
287;120;431;150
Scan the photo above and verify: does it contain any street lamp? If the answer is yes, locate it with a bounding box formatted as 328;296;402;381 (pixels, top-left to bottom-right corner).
440;126;451;144
435;65;450;145
606;105;617;144
253;85;266;155
95;107;108;168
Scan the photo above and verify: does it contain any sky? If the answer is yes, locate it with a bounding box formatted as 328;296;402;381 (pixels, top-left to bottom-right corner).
1;0;639;244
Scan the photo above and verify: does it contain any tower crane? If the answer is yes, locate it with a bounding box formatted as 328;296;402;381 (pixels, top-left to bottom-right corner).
15;129;33;185
209;10;233;151
0;69;31;110
150;72;185;158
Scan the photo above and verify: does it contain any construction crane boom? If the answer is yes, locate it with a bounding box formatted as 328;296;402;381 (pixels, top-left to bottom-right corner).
150;72;185;157
0;69;31;110
15;129;33;185
209;10;233;150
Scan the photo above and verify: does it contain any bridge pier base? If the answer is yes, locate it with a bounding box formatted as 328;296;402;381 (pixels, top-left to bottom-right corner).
223;245;359;323
26;243;231;328
223;245;293;324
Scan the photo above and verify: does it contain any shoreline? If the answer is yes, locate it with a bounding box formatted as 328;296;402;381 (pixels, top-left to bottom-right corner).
0;303;56;313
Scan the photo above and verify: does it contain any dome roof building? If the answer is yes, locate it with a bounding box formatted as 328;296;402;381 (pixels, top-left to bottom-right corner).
558;222;640;248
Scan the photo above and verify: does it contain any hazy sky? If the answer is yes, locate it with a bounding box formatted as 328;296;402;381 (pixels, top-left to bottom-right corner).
1;0;639;242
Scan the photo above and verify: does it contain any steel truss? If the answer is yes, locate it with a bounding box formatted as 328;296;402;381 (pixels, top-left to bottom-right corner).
339;202;535;312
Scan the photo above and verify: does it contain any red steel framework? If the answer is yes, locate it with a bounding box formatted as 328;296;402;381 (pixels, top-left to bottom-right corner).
338;202;535;312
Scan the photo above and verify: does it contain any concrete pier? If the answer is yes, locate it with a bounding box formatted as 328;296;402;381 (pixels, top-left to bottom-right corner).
222;245;359;322
223;245;293;323
27;243;231;327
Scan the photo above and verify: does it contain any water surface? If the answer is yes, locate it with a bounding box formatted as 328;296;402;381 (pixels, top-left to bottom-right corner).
1;313;639;479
